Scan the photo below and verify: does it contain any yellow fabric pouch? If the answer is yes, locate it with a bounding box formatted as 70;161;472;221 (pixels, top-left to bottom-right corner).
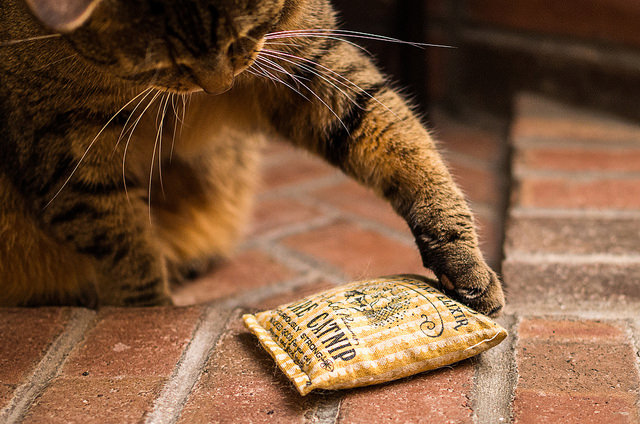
243;275;507;395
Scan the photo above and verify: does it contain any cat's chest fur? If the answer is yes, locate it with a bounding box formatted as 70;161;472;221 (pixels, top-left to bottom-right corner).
120;88;264;183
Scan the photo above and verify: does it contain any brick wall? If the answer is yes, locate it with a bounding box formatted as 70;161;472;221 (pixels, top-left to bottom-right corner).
427;0;640;120
332;0;431;109
332;1;640;121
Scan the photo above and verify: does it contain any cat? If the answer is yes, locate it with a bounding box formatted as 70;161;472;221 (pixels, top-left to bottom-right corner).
0;0;504;315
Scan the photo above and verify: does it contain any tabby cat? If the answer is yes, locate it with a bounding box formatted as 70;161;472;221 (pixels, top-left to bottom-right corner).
0;0;504;315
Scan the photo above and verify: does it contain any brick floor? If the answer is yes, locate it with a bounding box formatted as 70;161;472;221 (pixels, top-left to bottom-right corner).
504;94;640;424
337;362;476;424
2;100;639;423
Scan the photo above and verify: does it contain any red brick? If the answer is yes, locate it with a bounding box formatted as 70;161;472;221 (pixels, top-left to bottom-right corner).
474;212;501;269
282;221;426;279
172;250;296;306
505;214;640;255
515;177;640;210
518;318;627;343
312;181;408;233
338;362;475;424
61;307;202;378
0;309;72;408
448;160;502;205
249;197;324;237
511;116;640;146
502;260;640;305
516;148;640;173
513;390;639;424
23;308;202;423
23;377;165;424
178;316;318;423
260;152;338;190
466;0;640;48
516;340;638;393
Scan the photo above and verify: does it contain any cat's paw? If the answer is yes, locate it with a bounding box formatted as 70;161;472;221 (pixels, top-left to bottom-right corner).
417;240;505;316
439;261;505;317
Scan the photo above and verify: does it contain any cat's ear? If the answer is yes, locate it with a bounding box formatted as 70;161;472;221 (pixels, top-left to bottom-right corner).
24;0;103;32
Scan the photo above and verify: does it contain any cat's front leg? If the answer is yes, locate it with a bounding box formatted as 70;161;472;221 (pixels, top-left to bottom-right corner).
260;43;504;316
39;173;171;307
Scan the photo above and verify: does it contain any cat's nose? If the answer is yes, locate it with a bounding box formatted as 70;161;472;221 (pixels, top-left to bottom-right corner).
192;69;233;95
187;59;234;95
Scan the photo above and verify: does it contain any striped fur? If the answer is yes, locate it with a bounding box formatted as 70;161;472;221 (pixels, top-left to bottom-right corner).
0;0;504;315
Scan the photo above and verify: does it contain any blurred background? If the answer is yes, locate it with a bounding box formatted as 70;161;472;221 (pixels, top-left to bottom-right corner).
332;0;640;122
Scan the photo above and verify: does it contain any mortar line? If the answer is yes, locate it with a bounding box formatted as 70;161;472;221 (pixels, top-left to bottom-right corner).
145;306;234;424
510;207;640;219
306;392;343;424
0;308;95;424
444;150;500;171
505;252;640;263
220;272;333;309
263;242;348;285
243;214;341;247
257;178;420;248
512;136;640;150
504;305;640;320
513;167;640;180
472;313;519;424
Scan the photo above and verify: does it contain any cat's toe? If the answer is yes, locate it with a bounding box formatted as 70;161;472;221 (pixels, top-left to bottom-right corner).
441;264;505;317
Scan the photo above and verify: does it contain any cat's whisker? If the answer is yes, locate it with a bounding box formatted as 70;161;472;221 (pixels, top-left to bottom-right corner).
264;34;370;55
245;68;265;79
255;57;348;133
0;33;61;47
246;64;282;86
250;62;285;88
45;86;155;209
262;49;348;87
252;59;310;100
187;93;193;114
258;56;358;106
249;63;275;83
112;87;155;157
261;41;305;47
170;93;179;163
158;93;170;197
255;57;315;95
149;93;170;216
258;53;357;106
262;48;398;118
265;29;454;49
113;69;163;158
254;56;308;86
154;91;166;129
122;90;163;203
180;93;187;135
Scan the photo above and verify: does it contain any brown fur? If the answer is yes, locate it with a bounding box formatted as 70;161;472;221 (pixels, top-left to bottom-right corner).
0;0;504;315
